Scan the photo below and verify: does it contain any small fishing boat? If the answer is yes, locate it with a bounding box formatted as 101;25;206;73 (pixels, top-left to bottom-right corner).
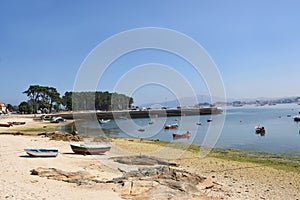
172;131;190;139
50;117;66;123
255;126;265;134
98;119;111;124
0;123;12;127
149;121;154;125
70;143;111;154
207;119;212;122
8;121;26;125
42;115;54;121
196;122;202;125
293;116;300;122
24;148;58;157
164;123;178;129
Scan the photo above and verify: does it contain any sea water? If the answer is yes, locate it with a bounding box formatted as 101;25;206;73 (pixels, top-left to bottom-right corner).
72;103;300;156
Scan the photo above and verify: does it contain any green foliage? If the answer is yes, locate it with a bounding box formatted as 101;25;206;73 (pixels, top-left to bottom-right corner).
6;104;16;112
18;101;33;114
23;85;134;112
62;92;73;110
23;85;61;113
61;91;134;111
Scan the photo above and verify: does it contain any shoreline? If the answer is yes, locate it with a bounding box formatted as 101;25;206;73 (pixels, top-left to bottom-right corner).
1;114;299;172
1;114;300;199
0;134;299;199
51;107;223;120
0;114;74;135
111;137;300;173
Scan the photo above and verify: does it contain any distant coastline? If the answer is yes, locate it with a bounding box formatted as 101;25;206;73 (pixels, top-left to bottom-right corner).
52;107;223;120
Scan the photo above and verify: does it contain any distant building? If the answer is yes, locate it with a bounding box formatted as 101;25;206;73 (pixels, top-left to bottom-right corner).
0;102;7;114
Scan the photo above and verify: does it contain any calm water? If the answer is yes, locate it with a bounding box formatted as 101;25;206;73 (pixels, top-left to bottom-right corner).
72;104;300;156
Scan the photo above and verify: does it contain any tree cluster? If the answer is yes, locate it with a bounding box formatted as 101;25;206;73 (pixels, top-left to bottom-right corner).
23;85;60;113
63;91;133;111
19;85;133;114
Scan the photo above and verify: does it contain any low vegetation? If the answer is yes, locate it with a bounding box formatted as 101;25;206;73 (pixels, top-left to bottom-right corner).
112;138;300;173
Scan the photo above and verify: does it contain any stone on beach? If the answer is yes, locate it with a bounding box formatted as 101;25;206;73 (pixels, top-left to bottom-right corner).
30;165;218;199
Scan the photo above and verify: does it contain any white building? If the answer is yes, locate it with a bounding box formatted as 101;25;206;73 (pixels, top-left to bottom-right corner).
0;102;7;114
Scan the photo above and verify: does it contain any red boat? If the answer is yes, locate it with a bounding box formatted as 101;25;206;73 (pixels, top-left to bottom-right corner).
255;126;266;134
172;131;190;138
0;123;12;127
164;123;178;129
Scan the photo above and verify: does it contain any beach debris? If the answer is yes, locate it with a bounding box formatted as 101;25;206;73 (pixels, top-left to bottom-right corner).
0;131;24;135
91;136;110;143
38;131;82;141
8;121;26;125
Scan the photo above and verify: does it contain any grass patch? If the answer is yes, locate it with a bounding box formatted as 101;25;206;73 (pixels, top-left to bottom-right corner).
0;122;69;135
112;138;300;172
208;148;300;172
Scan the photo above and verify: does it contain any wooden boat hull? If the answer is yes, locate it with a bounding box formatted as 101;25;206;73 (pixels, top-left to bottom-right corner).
0;123;12;127
165;126;177;129
172;133;190;138
164;124;178;129
24;148;58;157
70;144;111;154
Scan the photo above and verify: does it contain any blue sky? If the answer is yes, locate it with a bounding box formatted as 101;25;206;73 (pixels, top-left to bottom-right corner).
1;0;300;105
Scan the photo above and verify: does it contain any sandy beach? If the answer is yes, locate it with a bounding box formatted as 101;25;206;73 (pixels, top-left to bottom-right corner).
0;114;71;134
0;115;300;199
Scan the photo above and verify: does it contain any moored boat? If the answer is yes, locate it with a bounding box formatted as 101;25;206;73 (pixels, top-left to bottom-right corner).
70;143;111;154
255;126;265;134
293;116;300;122
42;115;54;121
98;119;111;124
164;123;178;129
24;148;58;157
172;131;190;139
0;123;12;127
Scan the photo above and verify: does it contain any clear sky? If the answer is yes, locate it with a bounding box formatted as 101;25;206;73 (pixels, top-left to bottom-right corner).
1;0;300;105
